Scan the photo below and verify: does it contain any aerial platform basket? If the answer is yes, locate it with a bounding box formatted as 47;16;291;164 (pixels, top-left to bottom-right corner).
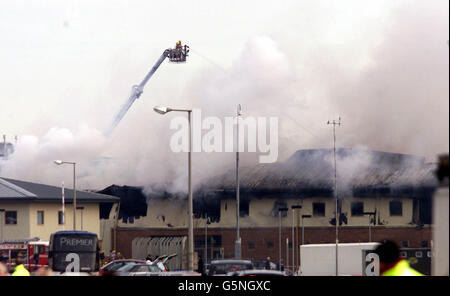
168;41;189;63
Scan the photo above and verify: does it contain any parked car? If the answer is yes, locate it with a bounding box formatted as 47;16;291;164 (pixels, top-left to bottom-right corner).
114;263;162;276
227;269;286;276
99;259;146;276
208;260;254;276
160;271;202;276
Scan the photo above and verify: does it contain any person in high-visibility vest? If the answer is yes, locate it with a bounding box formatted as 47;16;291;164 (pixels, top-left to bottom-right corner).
11;257;30;276
375;240;424;276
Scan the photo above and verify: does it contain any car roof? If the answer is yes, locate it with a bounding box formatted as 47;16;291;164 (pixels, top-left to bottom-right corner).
102;259;144;267
240;270;284;274
116;263;149;270
211;259;253;264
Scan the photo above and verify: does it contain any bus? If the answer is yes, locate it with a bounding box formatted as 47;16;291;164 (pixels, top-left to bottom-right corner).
48;231;100;273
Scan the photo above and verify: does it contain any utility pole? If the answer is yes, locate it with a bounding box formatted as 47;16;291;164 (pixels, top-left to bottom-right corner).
327;117;341;276
235;104;242;259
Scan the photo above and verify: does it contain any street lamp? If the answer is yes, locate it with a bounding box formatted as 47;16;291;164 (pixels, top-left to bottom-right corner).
0;209;5;242
291;205;301;272
301;215;312;246
363;212;376;242
235;104;242;260
327;117;341;276
77;206;85;230
278;207;288;271
153;105;194;272
54;160;77;230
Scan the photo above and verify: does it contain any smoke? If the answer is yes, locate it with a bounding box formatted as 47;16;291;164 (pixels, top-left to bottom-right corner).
0;1;447;197
0;125;107;186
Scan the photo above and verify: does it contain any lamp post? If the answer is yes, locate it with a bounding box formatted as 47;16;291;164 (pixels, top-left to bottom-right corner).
54;160;76;230
77;206;85;230
278;207;288;271
291;205;302;272
363;212;376;242
301;215;312;246
0;209;5;242
235;104;242;260
154;106;194;272
327;117;341;276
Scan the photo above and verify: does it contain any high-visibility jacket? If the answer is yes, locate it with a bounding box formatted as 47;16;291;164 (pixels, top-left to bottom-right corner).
381;259;424;276
12;264;30;276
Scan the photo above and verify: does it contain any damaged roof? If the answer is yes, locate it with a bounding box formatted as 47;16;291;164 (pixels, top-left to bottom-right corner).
196;148;438;198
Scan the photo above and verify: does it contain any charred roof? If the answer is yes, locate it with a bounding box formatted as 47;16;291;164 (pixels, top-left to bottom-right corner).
196;148;438;199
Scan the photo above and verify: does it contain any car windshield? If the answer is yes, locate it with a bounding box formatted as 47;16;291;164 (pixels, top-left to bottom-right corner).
107;261;135;271
117;264;161;273
147;265;161;272
117;264;140;272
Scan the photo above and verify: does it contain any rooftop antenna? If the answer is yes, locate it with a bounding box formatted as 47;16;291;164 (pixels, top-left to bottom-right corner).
327;116;341;276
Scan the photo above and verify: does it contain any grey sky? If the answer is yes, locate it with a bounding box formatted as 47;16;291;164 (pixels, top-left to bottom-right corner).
0;0;448;189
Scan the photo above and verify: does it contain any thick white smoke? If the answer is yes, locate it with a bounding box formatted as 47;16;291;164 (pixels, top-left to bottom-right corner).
0;1;447;195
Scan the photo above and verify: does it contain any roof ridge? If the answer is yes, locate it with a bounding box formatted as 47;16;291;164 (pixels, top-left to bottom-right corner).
0;178;37;197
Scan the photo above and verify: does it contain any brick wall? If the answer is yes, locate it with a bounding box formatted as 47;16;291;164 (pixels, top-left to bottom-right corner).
114;226;431;260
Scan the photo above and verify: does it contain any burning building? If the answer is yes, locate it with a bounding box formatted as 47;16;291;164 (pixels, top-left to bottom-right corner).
100;148;438;265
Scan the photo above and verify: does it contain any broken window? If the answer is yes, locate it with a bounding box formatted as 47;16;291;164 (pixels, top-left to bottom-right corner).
390;201;403;216
240;200;249;217
272;201;288;217
351;202;364;216
313;202;325;217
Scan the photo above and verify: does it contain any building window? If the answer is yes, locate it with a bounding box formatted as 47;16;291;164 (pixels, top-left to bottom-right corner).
58;211;65;225
390;201;403;216
313;203;325;217
248;242;255;249
421;240;428;248
37;211;44;225
5;211;17;225
272;201;287;217
267;241;274;249
351;202;364;216
240;200;249;217
401;240;409;248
